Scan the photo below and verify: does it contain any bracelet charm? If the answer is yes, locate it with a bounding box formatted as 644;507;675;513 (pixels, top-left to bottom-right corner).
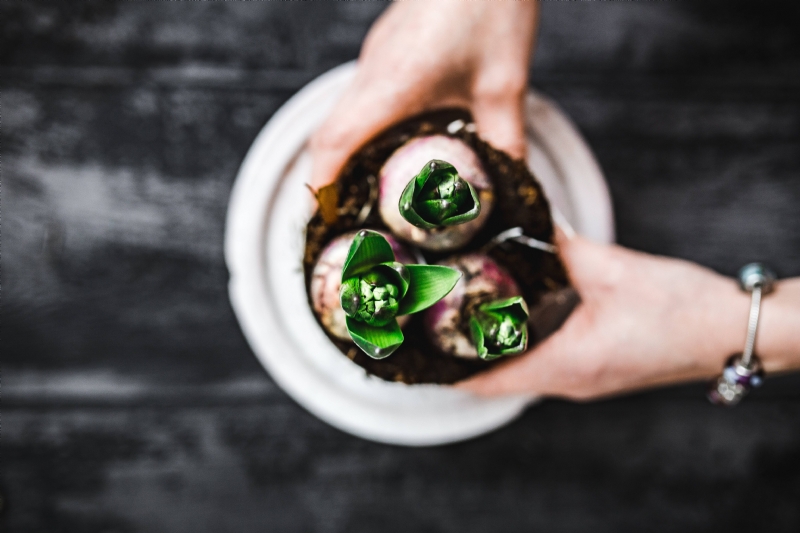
708;263;775;406
708;355;764;406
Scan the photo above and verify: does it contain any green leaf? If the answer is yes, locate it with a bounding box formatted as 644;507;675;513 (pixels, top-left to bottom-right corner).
396;265;462;316
475;331;528;361
439;181;481;226
341;230;396;281
339;277;361;317
346;316;404;359
469;316;489;360
399;178;437;230
373;262;411;299
480;296;529;322
498;335;528;356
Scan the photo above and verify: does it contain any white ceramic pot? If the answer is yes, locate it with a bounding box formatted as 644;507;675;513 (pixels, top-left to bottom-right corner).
224;61;614;446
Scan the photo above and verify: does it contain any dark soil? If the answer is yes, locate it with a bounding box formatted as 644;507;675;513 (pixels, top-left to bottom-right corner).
303;109;571;384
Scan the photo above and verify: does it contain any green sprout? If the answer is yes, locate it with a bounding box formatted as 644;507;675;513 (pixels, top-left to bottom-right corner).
340;230;462;359
399;159;481;229
469;296;529;361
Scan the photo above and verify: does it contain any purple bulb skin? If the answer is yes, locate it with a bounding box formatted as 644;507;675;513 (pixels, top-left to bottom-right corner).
425;254;521;359
379;135;494;251
311;230;413;340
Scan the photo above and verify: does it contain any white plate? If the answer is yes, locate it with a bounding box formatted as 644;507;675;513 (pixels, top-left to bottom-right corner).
225;62;614;446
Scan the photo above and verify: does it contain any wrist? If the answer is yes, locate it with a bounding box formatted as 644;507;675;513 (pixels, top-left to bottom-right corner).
757;278;800;373
700;274;750;373
705;274;800;376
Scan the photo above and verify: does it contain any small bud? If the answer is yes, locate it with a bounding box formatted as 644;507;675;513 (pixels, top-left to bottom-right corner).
481;314;523;351
495;317;521;347
349;269;402;327
470;296;529;360
373;287;387;300
399;159;480;228
360;279;373;302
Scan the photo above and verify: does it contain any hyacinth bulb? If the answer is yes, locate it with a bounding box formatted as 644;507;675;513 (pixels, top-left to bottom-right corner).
379;135;493;251
424;254;526;360
311;230;413;341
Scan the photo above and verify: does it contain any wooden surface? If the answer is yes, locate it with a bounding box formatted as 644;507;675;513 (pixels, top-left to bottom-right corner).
3;1;800;531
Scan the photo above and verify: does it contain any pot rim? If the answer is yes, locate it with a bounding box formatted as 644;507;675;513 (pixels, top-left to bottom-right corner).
225;61;613;445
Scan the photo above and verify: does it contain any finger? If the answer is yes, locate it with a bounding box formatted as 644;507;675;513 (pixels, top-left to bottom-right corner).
455;356;536;396
471;85;527;160
456;322;572;397
551;210;576;240
309;76;409;191
553;226;573;248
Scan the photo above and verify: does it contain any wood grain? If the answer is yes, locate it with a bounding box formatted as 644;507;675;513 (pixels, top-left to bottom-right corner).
2;1;799;531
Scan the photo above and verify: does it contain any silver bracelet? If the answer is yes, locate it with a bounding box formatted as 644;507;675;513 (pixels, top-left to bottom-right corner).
708;263;776;406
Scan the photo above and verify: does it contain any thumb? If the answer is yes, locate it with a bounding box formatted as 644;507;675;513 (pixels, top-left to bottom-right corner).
556;231;623;295
309;76;410;191
471;87;527;160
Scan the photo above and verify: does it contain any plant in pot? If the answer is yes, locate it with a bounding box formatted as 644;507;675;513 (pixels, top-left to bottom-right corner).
304;109;572;384
313;229;462;359
424;253;530;361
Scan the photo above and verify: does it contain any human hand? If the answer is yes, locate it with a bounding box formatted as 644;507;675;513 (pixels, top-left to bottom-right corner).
309;0;539;189
459;231;756;400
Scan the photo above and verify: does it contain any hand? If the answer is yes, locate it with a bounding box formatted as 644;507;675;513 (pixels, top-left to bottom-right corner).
459;231;757;400
310;0;539;189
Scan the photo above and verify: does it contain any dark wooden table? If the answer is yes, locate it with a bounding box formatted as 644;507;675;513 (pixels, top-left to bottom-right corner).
3;2;799;531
